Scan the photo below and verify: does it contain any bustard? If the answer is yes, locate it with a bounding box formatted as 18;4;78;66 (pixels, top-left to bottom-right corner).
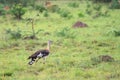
28;40;52;65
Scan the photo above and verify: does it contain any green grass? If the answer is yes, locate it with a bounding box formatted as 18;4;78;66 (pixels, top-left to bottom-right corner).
0;1;120;80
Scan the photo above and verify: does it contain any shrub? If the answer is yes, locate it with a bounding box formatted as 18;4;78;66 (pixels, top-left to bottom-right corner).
91;56;101;65
59;9;71;18
110;0;120;9
93;4;102;11
67;14;73;19
107;29;120;37
60;11;69;17
92;0;112;3
0;4;6;15
101;10;110;17
114;30;120;36
24;18;43;39
86;8;92;15
23;0;35;7
86;2;91;8
0;0;35;6
11;4;26;19
43;11;49;17
4;72;13;76
35;5;46;13
78;12;85;17
86;2;94;15
47;5;60;13
86;3;110;18
56;27;76;38
68;2;79;8
5;28;22;39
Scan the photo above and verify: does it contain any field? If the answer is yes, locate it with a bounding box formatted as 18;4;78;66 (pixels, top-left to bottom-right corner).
0;1;120;80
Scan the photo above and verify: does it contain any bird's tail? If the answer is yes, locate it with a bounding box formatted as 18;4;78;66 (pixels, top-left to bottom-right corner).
27;56;31;59
28;60;35;65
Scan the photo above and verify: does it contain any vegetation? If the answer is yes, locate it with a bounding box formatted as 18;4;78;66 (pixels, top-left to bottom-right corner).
43;11;49;17
11;4;26;19
58;9;71;18
0;0;35;6
35;5;46;13
110;0;120;9
68;2;79;8
5;28;22;39
92;0;112;3
0;0;120;80
0;4;10;15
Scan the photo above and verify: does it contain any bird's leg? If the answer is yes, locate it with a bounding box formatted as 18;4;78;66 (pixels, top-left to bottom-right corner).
43;57;46;64
36;52;43;63
36;57;40;63
28;59;35;65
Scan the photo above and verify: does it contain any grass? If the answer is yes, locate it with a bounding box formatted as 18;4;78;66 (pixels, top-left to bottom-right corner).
0;0;120;80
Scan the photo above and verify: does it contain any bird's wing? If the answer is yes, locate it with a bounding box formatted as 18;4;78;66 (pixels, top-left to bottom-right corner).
28;49;49;59
28;50;41;59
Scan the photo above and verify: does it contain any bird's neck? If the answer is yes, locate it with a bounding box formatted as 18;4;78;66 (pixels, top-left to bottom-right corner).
46;42;50;51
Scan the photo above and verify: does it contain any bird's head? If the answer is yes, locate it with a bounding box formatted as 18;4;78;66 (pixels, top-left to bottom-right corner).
46;40;53;51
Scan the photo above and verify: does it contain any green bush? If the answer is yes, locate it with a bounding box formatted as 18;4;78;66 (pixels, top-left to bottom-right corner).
92;0;112;3
110;0;120;9
4;72;13;76
35;5;46;13
86;8;92;15
11;4;26;19
43;11;49;17
58;9;73;19
108;29;120;36
86;3;110;18
91;56;101;65
56;27;76;38
67;14;73;19
60;11;70;18
5;28;22;39
68;2;79;8
85;2;93;15
114;30;120;36
47;5;60;13
93;4;102;11
0;0;35;6
22;0;35;7
78;12;85;17
59;9;71;18
0;4;6;15
101;10;110;17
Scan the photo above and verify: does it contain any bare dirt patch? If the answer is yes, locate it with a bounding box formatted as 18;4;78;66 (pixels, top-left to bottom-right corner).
72;21;88;28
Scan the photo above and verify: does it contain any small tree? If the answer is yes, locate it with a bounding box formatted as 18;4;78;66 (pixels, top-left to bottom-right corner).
93;0;112;3
0;4;5;15
110;0;120;9
35;5;46;13
11;4;26;19
0;0;35;6
25;18;42;39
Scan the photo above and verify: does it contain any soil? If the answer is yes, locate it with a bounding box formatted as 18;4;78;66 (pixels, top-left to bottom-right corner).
72;21;88;28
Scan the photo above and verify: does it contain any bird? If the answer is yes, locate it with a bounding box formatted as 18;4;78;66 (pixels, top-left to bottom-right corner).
28;40;52;65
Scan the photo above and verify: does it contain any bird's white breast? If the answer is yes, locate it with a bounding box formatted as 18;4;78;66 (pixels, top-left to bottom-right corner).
37;52;43;58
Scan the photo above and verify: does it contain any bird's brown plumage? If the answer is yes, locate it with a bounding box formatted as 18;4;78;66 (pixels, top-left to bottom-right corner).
28;40;52;65
28;49;49;59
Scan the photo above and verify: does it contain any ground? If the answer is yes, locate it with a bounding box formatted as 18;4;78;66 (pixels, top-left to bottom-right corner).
0;1;120;80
